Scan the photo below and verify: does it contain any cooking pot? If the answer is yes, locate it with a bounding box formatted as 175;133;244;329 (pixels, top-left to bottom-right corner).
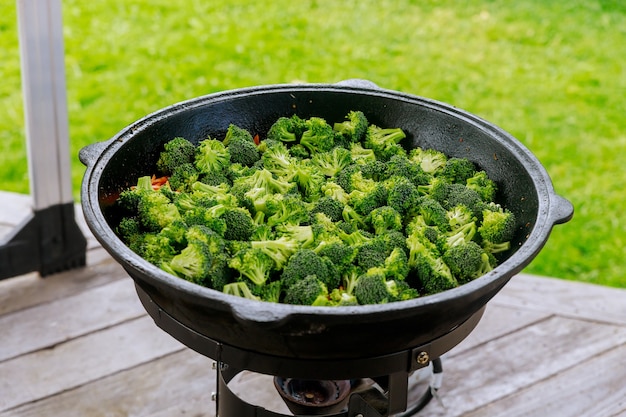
80;80;573;365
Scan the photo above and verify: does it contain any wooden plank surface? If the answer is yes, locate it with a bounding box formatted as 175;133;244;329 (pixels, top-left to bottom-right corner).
1;191;625;417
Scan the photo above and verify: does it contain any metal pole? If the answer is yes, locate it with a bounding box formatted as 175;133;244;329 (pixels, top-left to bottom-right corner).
0;0;86;279
17;0;73;209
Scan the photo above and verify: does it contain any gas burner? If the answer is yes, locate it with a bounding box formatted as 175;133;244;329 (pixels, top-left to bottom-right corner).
273;377;352;415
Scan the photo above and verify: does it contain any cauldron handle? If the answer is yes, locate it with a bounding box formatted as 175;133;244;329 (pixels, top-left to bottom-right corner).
79;139;113;167
334;78;381;90
549;193;574;225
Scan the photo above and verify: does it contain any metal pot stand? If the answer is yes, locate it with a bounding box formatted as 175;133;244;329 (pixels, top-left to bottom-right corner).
136;283;482;417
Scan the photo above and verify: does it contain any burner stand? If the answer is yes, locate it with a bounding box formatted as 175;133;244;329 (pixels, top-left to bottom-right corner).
136;284;484;417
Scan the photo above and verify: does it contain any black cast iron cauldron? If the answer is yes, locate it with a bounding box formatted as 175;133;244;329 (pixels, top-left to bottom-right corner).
79;80;573;365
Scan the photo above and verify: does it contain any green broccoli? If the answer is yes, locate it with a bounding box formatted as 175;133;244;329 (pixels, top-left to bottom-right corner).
359;160;390;182
223;281;261;301
195;137;231;174
156;137;196;175
466;170;498;202
479;206;517;253
439;157;476;184
349;142;377;165
280;248;339;290
299;117;335;154
168;162;200;192
265;194;311;227
385;176;421;217
333;110;369;144
117;176;154;213
275;224;315;248
137;190;181;232
353;271;396;305
386;154;431;187
261;142;296;177
408;147;448;175
283;275;329;306
163;240;212;285
311;146;353;177
414;251;458;295
368;205;403;235
250;236;300;269
228;247;275;286
321;181;350;205
310;196;345;223
221;207;255;241
364;125;407;161
354;236;389;271
443;241;487;283
418;197;450;232
266;114;305;143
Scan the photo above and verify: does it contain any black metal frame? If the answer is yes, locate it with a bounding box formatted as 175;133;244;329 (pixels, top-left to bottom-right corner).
0;203;87;279
136;284;483;417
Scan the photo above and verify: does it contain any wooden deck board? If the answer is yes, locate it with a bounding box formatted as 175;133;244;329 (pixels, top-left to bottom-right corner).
1;193;625;416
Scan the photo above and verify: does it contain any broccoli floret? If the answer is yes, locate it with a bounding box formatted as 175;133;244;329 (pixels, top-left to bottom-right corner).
443;241;487;283
228;247;275;286
368;205;403;235
168;162;200;192
223;281;261;301
438;183;484;217
333;110;368;143
386;154;431;186
117;176;154;213
354;236;389;271
359;160;390;182
445;221;478;248
353;271;394;305
260;280;282;303
382;247;410;281
329;288;359;306
385;176;421;217
347;172;388;215
227;136;261;167
283;275;329;306
156;137;196;175
479;207;517;253
289;143;310;159
364;125;407;161
408;147;448;175
314;241;357;273
446;204;477;231
137;190;181;232
117;217;141;241
349;142;377;165
195;137;231;174
414;251;458;295
379;229;409;255
311;147;353;177
265;194;311;227
439;157;476;184
418;197;450;232
335;164;361;193
261;141;296;177
164;240;212;284
311;196;345;223
250;236;299;269
223;123;254;145
290;160;325;201
466;170;497;202
281;248;339;290
221;207;255;241
321;181;350;205
275;224;315;248
141;233;178;266
342;204;368;229
299;117;335;154
266;114;305;143
185;224;225;253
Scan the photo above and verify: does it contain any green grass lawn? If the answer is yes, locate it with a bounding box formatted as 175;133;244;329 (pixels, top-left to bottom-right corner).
1;0;625;287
